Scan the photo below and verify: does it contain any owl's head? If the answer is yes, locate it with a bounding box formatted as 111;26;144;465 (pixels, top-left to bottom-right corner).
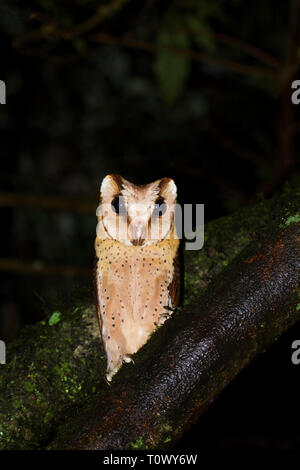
97;174;177;246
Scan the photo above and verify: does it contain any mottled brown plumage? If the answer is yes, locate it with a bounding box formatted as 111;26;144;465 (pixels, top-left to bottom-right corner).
94;174;180;381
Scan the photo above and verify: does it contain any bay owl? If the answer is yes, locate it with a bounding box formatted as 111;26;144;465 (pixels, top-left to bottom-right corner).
94;174;180;382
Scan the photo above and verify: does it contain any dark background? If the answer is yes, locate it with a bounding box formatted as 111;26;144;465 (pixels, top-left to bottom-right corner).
0;0;300;450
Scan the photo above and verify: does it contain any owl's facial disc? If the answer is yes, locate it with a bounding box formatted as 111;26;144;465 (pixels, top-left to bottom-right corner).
98;174;177;246
127;201;150;246
111;195;126;215
152;197;167;217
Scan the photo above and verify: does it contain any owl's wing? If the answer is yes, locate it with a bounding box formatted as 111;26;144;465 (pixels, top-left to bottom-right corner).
93;256;102;332
168;248;181;308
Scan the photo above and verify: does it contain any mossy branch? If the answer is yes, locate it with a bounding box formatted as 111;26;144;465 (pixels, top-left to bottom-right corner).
0;183;299;450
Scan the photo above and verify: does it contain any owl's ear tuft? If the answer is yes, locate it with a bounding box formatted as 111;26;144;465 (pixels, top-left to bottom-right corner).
100;174;123;198
159;177;177;201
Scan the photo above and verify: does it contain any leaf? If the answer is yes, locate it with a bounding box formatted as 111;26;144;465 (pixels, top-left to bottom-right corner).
48;311;61;326
185;15;215;51
154;29;190;105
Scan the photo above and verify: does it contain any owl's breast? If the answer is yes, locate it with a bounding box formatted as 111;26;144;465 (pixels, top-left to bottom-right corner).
95;238;177;353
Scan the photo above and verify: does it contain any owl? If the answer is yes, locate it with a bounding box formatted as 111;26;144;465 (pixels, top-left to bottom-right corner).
94;174;180;382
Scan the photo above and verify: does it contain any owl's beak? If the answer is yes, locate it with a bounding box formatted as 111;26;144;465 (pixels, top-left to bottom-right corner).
130;222;146;246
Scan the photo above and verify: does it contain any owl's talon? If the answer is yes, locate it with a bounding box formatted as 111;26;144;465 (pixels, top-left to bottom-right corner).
105;364;120;383
123;354;135;364
157;311;172;326
163;305;173;311
163;305;181;313
104;374;112;385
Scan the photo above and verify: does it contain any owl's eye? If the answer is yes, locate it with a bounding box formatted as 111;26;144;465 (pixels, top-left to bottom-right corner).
153;197;167;217
111;195;126;215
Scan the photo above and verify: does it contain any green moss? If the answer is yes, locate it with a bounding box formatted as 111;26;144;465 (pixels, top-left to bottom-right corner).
183;210;256;306
24;381;35;392
130;437;148;450
44;411;54;423
296;303;300;312
53;361;88;401
0;298;106;450
48;311;62;326
285;214;300;226
280;212;300;228
12;399;22;409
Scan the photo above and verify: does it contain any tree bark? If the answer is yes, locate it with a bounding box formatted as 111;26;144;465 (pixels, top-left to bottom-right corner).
0;183;299;450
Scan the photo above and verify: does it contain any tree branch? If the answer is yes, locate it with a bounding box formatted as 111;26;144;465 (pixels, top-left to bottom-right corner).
91;33;277;80
50;214;300;449
0;192;96;213
214;32;280;69
0;258;91;277
13;0;131;47
0;184;299;450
